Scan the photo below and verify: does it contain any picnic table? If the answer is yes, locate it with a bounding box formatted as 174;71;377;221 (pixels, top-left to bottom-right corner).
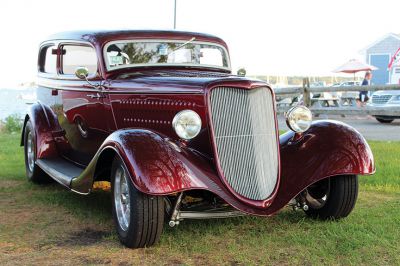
339;92;358;107
311;97;340;107
276;94;358;115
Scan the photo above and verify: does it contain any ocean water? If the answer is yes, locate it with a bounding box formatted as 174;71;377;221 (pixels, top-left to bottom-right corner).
0;88;37;120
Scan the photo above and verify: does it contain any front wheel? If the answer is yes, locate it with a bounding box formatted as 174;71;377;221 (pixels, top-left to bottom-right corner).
111;156;164;248
304;175;358;220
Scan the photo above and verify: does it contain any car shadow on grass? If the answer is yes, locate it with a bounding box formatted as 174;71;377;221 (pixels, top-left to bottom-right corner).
28;182;317;248
31;183;112;220
26;182;116;247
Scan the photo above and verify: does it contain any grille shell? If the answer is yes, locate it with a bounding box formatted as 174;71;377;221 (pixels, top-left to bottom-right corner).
372;95;392;104
209;87;279;200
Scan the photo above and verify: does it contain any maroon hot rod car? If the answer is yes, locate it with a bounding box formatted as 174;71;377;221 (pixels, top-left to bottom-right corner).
22;30;375;248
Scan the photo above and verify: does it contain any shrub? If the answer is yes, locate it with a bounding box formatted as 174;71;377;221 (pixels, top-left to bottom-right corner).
1;114;23;133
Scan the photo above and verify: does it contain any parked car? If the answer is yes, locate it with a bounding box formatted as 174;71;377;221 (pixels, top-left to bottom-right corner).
331;81;361;87
22;30;375;248
369;90;400;123
310;81;326;87
331;81;361;99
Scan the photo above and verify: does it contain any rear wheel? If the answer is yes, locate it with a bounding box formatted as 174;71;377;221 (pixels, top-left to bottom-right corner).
376;117;394;123
111;156;164;248
304;175;358;220
23;120;51;183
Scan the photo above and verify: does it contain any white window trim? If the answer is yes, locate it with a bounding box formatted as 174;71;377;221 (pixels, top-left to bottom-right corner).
60;42;99;78
103;39;231;72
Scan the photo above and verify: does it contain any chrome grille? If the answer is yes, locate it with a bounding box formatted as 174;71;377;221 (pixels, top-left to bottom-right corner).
372;95;392;104
210;87;279;200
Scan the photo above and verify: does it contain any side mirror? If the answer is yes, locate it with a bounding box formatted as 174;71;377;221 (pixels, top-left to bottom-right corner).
75;67;89;79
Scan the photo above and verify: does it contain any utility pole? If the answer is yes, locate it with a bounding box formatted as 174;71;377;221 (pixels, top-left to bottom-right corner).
173;0;177;29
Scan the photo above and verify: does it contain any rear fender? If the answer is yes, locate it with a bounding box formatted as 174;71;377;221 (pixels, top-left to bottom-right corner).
268;120;375;213
21;102;59;158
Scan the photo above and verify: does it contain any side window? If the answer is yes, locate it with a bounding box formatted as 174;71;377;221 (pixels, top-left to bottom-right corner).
39;45;57;74
61;45;97;75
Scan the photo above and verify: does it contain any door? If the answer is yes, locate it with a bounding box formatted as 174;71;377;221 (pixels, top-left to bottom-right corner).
370;54;390;85
54;43;109;166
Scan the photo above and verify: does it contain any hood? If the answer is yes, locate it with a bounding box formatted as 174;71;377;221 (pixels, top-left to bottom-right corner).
106;70;265;93
106;70;271;159
372;90;400;96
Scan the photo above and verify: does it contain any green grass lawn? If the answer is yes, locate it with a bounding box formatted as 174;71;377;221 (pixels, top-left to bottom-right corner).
0;133;399;265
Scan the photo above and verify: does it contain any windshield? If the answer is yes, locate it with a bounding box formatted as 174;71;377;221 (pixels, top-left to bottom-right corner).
104;40;230;71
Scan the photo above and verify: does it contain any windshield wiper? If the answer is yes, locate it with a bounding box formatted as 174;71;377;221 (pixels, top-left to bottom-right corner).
168;37;196;55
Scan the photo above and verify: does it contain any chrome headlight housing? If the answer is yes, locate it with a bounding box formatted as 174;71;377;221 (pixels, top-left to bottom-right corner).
285;106;312;133
172;110;202;140
389;95;400;103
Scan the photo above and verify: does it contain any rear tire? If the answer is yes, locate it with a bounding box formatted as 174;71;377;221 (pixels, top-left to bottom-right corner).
111;156;164;248
376;117;394;123
23;120;51;183
304;175;358;220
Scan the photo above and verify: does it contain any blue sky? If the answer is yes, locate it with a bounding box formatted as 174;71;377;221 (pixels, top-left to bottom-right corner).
1;0;399;87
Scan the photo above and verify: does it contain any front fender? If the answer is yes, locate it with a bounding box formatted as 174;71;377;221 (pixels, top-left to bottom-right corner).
71;129;221;194
268;120;375;213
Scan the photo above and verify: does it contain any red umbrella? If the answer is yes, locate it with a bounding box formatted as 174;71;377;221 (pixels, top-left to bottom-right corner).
333;59;378;79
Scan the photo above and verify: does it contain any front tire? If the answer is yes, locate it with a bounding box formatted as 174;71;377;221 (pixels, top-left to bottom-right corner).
304;175;358;220
23;120;51;183
111;156;164;248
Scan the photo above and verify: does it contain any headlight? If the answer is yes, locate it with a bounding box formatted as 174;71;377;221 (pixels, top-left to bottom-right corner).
285;106;312;133
172;110;202;140
390;95;400;102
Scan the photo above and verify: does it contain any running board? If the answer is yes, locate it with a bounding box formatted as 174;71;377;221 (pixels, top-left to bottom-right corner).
36;158;84;188
178;210;245;220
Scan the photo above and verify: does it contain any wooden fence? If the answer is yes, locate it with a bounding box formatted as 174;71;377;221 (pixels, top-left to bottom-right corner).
274;78;400;116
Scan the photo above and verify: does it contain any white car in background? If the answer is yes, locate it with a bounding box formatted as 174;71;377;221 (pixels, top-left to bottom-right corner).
340;81;361;87
369;90;400;123
331;81;361;101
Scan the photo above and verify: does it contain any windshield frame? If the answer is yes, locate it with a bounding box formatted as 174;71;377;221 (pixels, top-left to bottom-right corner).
103;39;231;72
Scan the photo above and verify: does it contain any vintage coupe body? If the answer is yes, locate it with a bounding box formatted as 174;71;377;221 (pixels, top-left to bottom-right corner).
22;30;375;248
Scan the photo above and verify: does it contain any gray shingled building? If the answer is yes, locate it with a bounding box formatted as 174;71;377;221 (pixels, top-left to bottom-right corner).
361;33;400;85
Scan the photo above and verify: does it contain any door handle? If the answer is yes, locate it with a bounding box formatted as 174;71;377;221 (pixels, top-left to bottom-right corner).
86;93;105;99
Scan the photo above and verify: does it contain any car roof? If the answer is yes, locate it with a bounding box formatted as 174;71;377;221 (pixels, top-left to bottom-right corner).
44;30;229;50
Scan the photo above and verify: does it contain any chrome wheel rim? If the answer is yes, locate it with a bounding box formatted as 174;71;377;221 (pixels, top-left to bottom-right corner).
76;118;89;138
27;132;35;172
114;166;130;231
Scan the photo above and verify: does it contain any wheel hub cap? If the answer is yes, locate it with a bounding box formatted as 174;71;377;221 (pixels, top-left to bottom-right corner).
27;132;35;172
114;166;131;231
